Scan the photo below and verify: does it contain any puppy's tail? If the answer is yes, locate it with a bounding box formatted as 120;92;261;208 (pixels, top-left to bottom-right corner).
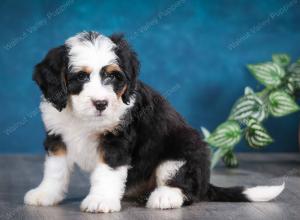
206;182;285;202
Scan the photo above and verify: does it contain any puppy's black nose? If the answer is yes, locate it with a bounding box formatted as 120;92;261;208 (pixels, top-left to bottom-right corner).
93;100;108;111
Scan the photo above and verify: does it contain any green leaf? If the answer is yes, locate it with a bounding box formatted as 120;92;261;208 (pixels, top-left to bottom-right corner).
222;150;238;168
272;54;291;67
288;73;300;91
288;62;300;74
211;148;228;169
287;62;300;91
268;91;300;117
229;93;267;122
201;127;211;139
206;121;242;148
245;119;273;148
244;86;254;95
284;82;295;95
247;62;285;88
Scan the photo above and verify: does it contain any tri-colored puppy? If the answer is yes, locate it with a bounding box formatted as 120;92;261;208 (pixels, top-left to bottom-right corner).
24;31;284;213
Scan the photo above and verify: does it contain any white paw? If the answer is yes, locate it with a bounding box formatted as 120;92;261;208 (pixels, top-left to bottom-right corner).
80;195;121;213
24;187;64;206
146;186;184;209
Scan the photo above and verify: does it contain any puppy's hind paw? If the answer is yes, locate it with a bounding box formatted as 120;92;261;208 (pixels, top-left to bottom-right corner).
146;186;184;209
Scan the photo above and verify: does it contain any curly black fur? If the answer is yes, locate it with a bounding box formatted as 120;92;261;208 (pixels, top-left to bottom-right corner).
33;46;68;111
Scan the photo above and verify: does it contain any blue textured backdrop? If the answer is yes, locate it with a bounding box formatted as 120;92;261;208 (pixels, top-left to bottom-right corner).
1;0;300;153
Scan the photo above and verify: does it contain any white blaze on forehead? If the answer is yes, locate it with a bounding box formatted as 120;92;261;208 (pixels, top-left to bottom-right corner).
65;32;117;72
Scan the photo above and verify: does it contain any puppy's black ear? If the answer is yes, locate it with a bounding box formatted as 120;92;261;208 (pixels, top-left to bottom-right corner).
110;33;140;104
33;46;68;111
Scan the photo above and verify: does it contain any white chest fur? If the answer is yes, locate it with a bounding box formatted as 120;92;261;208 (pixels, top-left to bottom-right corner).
40;101;112;172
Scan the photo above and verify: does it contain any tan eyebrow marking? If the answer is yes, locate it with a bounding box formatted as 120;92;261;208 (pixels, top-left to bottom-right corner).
117;84;128;99
81;66;93;74
104;64;122;74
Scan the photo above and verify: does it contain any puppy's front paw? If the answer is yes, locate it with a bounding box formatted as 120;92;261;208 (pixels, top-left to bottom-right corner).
80;195;121;213
24;187;64;206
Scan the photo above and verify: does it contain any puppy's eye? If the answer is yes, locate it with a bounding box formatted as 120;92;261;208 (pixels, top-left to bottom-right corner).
106;72;115;79
109;71;123;81
102;72;116;83
77;72;89;82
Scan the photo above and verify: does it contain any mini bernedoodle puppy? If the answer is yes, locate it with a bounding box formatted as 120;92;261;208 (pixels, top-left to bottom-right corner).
24;31;285;213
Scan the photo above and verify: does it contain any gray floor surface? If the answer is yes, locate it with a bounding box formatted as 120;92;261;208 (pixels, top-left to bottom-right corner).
0;153;299;220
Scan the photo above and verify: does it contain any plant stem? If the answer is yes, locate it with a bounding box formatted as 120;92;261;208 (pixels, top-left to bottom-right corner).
257;87;271;99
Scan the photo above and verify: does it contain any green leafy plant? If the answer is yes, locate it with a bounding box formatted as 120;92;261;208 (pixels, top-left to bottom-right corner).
202;54;300;169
